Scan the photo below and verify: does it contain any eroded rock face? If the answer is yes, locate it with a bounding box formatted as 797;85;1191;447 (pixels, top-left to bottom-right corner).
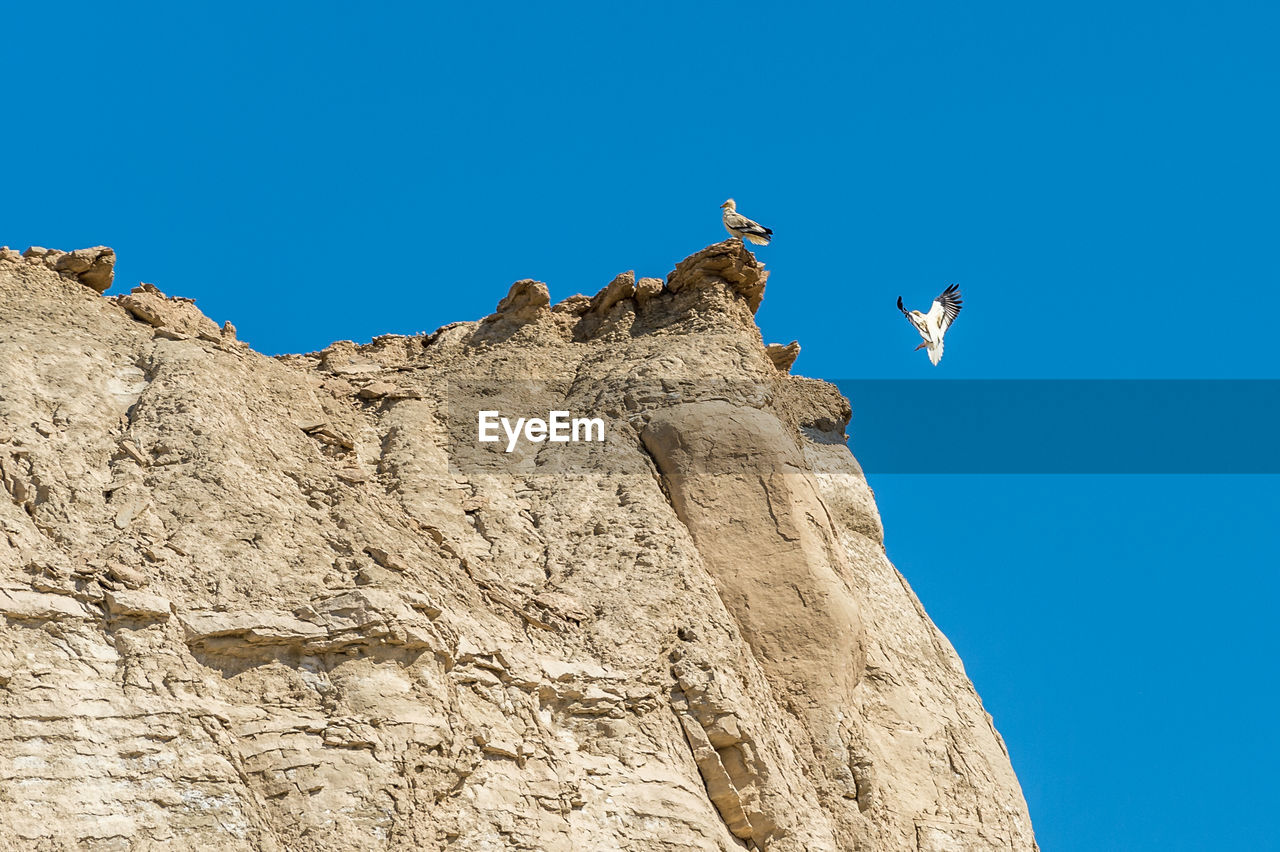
642;401;867;836
116;283;227;341
4;244;115;292
766;340;801;372
0;242;1036;850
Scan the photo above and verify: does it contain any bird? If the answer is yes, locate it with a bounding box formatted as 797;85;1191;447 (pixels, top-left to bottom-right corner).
720;199;773;246
897;284;963;365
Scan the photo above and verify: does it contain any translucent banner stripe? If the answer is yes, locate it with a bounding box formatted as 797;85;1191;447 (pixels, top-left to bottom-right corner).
835;380;1280;474
441;380;1280;475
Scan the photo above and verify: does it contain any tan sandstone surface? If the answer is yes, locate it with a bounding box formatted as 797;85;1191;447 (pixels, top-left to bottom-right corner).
0;242;1036;850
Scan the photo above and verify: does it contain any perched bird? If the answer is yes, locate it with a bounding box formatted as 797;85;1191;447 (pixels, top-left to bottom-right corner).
720;199;773;246
897;284;963;365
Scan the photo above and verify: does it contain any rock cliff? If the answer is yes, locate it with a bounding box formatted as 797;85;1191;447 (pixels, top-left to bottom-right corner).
0;242;1036;850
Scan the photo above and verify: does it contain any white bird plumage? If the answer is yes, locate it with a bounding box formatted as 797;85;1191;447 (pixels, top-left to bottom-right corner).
720;199;773;246
897;284;963;365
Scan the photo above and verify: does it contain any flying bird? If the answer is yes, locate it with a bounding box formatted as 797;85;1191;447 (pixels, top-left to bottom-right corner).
897;284;963;365
720;199;773;246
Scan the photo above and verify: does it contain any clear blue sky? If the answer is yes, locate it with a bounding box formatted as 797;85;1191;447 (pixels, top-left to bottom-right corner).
4;3;1277;848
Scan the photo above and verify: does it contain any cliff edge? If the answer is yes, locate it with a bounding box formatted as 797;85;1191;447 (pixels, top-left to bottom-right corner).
0;243;1035;851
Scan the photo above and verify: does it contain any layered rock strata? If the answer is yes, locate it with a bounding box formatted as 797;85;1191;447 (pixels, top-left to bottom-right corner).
0;243;1035;850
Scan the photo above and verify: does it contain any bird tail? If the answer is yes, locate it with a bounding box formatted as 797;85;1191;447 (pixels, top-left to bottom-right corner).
927;341;944;365
745;233;771;246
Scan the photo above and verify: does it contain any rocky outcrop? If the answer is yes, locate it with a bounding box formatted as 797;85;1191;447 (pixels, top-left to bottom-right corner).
4;244;116;292
765;341;801;372
116;282;233;342
0;241;1035;850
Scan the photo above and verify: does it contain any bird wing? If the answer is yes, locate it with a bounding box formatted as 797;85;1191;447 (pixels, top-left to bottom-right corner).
926;284;962;333
897;296;929;336
725;211;773;239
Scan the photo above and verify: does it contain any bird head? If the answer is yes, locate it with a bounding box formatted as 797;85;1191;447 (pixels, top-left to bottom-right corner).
720;199;735;211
